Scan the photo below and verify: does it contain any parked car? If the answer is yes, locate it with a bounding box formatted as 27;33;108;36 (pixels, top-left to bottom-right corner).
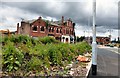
109;44;114;47
105;44;110;46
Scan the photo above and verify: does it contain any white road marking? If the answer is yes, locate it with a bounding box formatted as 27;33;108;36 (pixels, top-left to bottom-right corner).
98;46;120;55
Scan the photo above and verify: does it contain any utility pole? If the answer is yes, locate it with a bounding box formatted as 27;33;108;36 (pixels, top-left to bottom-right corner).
92;0;97;75
84;31;86;37
108;29;113;41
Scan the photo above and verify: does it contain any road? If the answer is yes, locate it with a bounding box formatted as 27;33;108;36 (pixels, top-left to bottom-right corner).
88;46;120;78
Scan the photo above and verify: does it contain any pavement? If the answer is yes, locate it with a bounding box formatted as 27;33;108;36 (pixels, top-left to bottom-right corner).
88;46;120;78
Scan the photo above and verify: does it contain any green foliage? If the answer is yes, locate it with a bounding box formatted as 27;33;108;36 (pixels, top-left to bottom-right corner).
38;36;59;44
76;36;85;42
45;20;50;29
76;41;91;55
27;56;43;71
0;35;3;43
57;43;70;60
2;41;24;72
3;35;32;45
2;35;91;75
48;44;62;66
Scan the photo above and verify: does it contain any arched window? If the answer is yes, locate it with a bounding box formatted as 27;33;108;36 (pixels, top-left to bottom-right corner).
41;26;44;31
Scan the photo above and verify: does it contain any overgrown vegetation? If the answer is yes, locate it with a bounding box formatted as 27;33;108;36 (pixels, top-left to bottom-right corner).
1;35;91;76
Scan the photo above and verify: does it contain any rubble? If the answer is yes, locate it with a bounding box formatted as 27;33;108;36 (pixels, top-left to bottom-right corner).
77;55;89;62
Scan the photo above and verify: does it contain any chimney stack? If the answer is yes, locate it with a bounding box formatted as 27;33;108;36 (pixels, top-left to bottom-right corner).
17;23;19;34
62;16;64;25
68;18;71;21
39;16;42;19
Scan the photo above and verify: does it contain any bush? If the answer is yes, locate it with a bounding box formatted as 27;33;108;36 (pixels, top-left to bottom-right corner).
38;36;59;44
3;35;32;45
0;35;3;43
2;41;24;72
27;56;43;72
57;43;70;61
2;35;92;76
48;44;62;66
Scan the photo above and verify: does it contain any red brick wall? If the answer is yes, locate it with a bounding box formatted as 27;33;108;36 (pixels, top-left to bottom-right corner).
96;37;110;44
18;16;75;38
30;17;47;37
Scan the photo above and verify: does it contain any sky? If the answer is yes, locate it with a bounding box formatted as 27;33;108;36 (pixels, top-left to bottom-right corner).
0;0;119;40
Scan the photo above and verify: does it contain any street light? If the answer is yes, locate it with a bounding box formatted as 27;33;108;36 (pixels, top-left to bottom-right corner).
108;29;113;41
92;0;97;75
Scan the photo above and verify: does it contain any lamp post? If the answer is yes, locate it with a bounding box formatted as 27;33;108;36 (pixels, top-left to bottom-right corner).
92;0;97;75
108;29;113;41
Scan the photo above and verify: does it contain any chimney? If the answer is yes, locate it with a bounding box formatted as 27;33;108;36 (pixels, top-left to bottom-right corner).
68;18;71;21
17;23;19;34
62;16;64;25
38;16;42;20
68;18;72;24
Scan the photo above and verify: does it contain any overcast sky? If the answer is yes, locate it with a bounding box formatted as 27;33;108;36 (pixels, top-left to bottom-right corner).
0;0;119;40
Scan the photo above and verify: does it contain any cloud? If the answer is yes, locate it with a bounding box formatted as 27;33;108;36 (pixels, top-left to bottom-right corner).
0;4;39;31
3;0;118;26
0;0;119;38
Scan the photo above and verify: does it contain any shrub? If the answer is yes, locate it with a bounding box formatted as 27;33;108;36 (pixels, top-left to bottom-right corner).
56;43;70;61
38;36;59;44
0;35;3;43
48;44;62;66
3;35;32;45
2;41;24;72
27;56;43;72
76;41;92;55
2;35;92;76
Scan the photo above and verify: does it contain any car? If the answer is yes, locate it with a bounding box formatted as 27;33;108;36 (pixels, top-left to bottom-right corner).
110;45;114;47
109;44;114;47
105;44;110;46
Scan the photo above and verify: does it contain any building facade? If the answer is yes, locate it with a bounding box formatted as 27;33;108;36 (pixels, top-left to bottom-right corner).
96;37;110;45
17;16;75;43
85;36;110;45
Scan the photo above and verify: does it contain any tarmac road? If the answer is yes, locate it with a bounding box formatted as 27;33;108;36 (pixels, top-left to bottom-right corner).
88;46;120;78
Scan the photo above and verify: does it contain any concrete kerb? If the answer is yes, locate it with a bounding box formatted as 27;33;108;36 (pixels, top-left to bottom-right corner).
85;60;92;78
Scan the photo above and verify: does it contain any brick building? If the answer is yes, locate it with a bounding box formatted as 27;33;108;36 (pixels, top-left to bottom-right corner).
85;36;110;45
17;16;75;43
96;36;110;45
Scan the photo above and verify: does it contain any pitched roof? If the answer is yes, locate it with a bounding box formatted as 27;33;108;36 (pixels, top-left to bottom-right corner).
21;18;63;26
